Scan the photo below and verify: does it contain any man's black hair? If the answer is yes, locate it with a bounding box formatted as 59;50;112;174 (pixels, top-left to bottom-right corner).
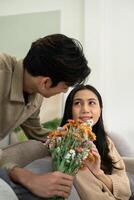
23;34;91;87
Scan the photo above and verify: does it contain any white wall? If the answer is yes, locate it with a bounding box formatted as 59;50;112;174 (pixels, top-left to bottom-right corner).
0;0;84;122
0;0;84;41
85;0;134;147
1;0;134;147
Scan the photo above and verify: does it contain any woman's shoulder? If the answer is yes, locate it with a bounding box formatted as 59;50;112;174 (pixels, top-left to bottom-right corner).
106;135;119;155
106;135;123;162
106;135;115;149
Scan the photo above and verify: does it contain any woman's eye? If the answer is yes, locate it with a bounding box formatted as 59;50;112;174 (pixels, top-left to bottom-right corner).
73;101;81;106
89;101;96;105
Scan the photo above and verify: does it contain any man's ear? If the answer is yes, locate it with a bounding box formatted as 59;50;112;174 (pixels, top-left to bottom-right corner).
38;77;52;90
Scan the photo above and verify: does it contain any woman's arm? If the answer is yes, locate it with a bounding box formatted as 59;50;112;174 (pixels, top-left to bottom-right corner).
76;138;131;200
94;170;113;192
85;142;113;192
85;137;131;199
107;137;131;199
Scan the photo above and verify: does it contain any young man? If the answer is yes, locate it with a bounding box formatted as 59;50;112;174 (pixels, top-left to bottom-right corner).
0;34;90;199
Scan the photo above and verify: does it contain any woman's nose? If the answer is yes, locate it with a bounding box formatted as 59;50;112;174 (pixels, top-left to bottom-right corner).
82;104;90;113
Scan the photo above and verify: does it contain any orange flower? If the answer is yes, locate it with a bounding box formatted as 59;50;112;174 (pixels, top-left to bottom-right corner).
73;132;83;140
48;130;66;139
68;119;76;125
87;130;96;141
77;123;96;141
63;119;79;130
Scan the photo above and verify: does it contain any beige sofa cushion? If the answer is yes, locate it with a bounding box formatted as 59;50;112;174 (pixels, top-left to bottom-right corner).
0;178;18;200
109;132;134;157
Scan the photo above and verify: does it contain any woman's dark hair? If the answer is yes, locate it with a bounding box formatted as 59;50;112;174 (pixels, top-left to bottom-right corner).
61;84;114;174
23;34;91;87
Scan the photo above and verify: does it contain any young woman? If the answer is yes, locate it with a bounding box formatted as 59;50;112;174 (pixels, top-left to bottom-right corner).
61;84;131;200
0;84;131;200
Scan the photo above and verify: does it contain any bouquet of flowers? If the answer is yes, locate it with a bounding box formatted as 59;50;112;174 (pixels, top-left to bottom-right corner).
46;119;96;200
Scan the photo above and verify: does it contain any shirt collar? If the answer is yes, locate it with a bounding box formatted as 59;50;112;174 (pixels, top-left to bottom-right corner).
10;59;42;107
10;59;25;103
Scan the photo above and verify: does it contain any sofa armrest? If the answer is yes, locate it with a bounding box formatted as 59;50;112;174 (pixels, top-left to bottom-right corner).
123;156;134;174
123;156;134;196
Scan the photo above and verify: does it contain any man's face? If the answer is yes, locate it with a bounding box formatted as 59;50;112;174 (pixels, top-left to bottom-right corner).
38;80;69;98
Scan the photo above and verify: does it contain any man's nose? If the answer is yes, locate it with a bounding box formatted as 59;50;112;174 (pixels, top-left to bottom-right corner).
63;87;69;93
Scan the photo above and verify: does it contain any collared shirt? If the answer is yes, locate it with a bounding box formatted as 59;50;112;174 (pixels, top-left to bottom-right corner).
0;53;49;141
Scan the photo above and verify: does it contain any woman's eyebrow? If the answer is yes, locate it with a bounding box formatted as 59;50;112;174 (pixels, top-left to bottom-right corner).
73;98;82;101
88;98;97;101
73;98;97;101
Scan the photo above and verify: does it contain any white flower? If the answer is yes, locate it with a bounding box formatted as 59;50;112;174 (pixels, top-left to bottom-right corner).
86;119;94;127
82;150;89;160
83;133;88;140
56;147;61;153
69;149;75;154
65;149;76;161
49;142;55;149
65;153;71;160
57;127;65;131
69;149;76;159
66;159;70;163
56;137;62;143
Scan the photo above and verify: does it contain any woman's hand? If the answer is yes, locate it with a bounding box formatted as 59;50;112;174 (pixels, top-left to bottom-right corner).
85;143;113;192
85;143;103;176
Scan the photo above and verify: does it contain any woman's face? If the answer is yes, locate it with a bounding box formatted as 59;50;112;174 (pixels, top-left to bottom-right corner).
72;89;101;126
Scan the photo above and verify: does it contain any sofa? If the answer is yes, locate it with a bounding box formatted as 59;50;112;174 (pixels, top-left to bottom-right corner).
0;132;134;199
109;132;134;197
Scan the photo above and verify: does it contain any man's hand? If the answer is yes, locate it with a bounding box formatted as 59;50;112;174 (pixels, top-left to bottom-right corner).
10;167;73;198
